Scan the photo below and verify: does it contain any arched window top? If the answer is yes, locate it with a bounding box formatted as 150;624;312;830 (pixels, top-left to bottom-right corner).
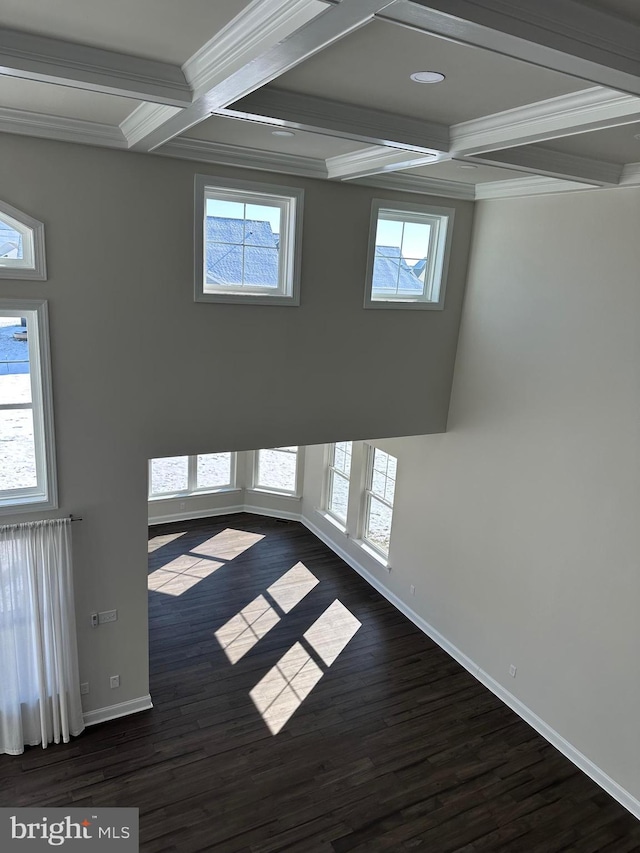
0;200;46;281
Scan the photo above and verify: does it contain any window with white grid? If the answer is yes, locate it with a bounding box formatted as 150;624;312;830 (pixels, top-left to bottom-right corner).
254;446;299;495
325;441;352;524
149;453;235;498
363;446;397;557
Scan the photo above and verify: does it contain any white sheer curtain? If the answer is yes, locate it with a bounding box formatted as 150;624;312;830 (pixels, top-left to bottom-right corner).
0;517;84;755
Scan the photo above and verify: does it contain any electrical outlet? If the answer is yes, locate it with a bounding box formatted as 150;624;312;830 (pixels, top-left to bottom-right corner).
98;609;118;624
179;501;186;510
109;675;120;689
509;664;517;678
410;584;416;595
90;612;98;628
80;682;89;695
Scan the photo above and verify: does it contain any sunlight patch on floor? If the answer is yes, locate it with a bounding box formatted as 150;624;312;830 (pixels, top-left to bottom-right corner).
148;554;224;595
250;599;361;734
148;531;187;553
215;595;281;664
190;528;264;561
215;563;319;663
267;562;319;613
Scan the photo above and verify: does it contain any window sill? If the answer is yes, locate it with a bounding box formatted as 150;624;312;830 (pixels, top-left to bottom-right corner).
246;488;301;501
315;509;347;535
0;495;58;517
354;539;391;572
148;487;242;502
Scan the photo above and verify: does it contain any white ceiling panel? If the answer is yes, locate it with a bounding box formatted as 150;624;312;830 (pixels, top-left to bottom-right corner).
0;77;137;124
185;115;366;160
537;123;640;165
272;20;589;126
408;160;525;184
0;0;253;64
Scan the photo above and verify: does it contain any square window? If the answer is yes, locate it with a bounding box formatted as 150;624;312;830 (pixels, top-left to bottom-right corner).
254;447;299;495
365;200;454;310
195;175;303;305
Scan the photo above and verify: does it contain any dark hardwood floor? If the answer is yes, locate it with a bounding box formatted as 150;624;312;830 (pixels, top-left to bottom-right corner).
2;513;640;852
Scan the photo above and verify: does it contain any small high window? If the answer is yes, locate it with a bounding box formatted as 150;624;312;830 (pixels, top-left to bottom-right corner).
0;200;46;281
365;200;454;310
194;175;303;305
0;299;57;513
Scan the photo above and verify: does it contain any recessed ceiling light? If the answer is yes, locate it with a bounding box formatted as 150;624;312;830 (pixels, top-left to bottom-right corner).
410;71;446;84
272;130;295;137
459;164;478;170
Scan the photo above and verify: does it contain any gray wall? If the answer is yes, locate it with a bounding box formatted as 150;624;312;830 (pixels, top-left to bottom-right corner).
303;186;640;803
0;132;473;713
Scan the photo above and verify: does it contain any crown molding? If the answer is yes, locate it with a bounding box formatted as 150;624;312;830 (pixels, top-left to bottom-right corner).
0;106;127;148
159;137;328;179
475;175;591;200
0;25;191;106
326;145;440;180
183;0;324;100
120;103;183;149
472;146;623;187
381;0;640;96
222;88;450;154
353;172;476;201
451;87;640;156
620;162;640;186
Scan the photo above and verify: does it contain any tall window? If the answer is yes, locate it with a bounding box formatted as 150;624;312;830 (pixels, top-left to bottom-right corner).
325;441;352;524
363;446;397;557
149;453;234;498
365;200;454;310
194;175;303;305
254;447;299;495
0;299;57;513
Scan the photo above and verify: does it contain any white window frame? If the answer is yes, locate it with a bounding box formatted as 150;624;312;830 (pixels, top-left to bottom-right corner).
0;298;57;514
194;174;303;306
148;452;237;500
324;441;352;526
364;199;454;311
361;444;396;559
251;446;302;497
0;200;47;281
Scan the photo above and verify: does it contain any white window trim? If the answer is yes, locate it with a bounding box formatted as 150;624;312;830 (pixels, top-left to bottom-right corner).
194;174;303;306
148;453;237;500
324;441;352;527
359;443;395;561
0;298;57;514
248;446;304;498
364;199;454;311
0;200;47;281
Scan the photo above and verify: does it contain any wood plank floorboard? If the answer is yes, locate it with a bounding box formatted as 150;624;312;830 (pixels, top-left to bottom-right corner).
1;513;639;852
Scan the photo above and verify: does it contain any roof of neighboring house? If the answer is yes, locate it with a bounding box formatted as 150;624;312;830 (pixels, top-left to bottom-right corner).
205;216;279;288
373;246;425;294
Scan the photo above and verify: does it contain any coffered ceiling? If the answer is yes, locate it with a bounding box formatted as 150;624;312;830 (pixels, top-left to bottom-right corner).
1;0;640;200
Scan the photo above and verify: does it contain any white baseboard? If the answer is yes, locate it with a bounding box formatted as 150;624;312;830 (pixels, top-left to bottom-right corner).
302;513;640;821
149;505;244;525
83;695;153;727
243;504;302;522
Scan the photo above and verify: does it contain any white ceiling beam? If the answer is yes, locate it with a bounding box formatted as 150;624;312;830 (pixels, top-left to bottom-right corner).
124;0;397;152
475;175;592;200
470;146;623;187
355;171;475;199
382;0;640;96
451;88;640;157
0;105;127;148
219;88;449;153
326;145;443;179
0;26;191;106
